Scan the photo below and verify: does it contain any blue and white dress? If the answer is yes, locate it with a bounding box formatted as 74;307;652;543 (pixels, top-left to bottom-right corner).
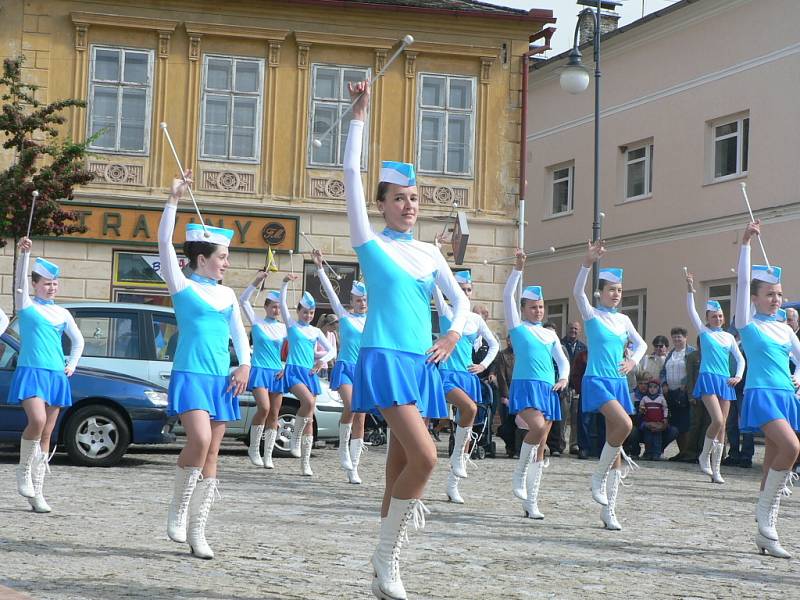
433;287;498;404
734;246;800;432
158;205;251;421
8;252;83;407
504;269;569;419
317;267;365;392
344;120;470;418
278;281;334;397
686;292;745;401
573;265;647;414
239;285;287;394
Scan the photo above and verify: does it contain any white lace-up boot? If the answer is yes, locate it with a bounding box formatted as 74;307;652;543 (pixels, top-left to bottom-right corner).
263;428;277;469
450;425;471;478
522;459;547;519
512;442;537;500
248;425;265;467
28;448;54;513
338;422;354;471
710;441;725;484
300;435;314;476
446;470;464;504
348;438;365;484
698;436;714;476
601;469;623;530
756;469;790;541
16;438;40;498
371;498;430;600
167;466;202;543
290;416;311;458
591;443;622;506
187;477;220;559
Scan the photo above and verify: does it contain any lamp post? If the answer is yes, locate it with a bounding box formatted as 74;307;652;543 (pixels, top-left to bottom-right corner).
560;1;604;298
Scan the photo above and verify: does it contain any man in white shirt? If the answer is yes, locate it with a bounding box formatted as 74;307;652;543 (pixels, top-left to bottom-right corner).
661;327;696;461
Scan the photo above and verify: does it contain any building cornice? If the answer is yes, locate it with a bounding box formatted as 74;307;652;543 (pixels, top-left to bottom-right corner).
184;22;289;41
71;12;178;32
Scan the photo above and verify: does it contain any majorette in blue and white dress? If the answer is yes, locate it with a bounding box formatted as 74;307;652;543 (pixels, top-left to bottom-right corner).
278;283;334;397
573;265;647;414
343;119;469;418
433;282;498;404
8;253;83;407
239;286;287;394
686;293;745;401
317;267;366;392
503;269;569;420
734;246;800;432
158;205;251;421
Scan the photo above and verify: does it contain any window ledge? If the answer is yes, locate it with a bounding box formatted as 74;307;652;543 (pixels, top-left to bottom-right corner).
417;171;475;181
703;172;747;187
542;210;574;221
616;193;652;206
88;148;149;158
198;157;260;165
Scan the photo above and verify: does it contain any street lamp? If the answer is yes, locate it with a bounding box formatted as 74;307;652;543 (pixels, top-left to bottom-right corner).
560;1;606;299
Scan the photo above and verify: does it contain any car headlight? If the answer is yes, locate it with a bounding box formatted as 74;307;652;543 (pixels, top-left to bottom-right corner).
145;390;169;407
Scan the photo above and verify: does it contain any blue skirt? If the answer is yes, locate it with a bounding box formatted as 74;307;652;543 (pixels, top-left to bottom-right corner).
353;348;447;419
693;372;736;401
283;364;321;396
581;376;634;415
168;371;240;422
740;388;800;433
8;366;71;407
247;366;286;394
330;361;356;391
510;379;561;421
440;369;481;403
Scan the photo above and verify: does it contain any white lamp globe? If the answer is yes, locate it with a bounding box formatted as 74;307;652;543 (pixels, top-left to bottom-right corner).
560;66;590;94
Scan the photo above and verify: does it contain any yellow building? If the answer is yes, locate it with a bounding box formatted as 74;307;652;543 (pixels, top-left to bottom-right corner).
1;0;554;333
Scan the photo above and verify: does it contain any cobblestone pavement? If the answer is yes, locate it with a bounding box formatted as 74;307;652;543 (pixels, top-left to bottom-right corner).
1;437;799;600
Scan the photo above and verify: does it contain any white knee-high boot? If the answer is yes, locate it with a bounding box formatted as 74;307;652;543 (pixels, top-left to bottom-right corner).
300;435;314;476
601;468;623;530
290;416;311;458
348;438;365;484
591;443;621;506
28;448;54;513
710;441;725;484
446;469;464;504
263;428;277;469
248;425;265;467
755;469;794;558
512;442;537;500
338;422;354;471
523;459;547;519
698;436;714;476
16;438;40;498
167;466;202;543
187;477;219;559
450;425;471;478
371;498;429;600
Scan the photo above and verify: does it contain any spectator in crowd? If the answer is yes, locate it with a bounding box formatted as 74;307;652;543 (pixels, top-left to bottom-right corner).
681;336;711;463
723;345;754;468
562;321;587;455
494;335;517;456
638;378;678;460
639;335;669;379
661;327;696;461
624;372;651;458
316;313;339;379
786;307;799;336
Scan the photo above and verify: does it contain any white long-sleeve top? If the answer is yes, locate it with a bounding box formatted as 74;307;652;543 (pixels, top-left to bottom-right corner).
686;292;745;378
573;265;646;379
239;284;286;371
157;204;250;376
433;287;499;371
15;250;83;371
317;266;365;364
344;119;469;355
279;280;335;367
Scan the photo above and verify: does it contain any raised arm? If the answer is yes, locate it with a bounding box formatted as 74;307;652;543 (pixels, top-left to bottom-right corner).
626;317;648;365
573;266;594;322
729;336;745;379
317;267;348;319
503;269;521;330
239;285;258;325
686;292;704;333
735;222;758;330
227;295;251;367
63;310;84;374
157;181;190;295
433;286;454;322
279;279;296;328
14;239;33;311
476;317;499;369
433;252;468;336
344;81;374;249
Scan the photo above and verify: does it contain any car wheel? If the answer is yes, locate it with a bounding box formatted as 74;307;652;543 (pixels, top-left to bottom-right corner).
64;404;131;467
273;403;298;458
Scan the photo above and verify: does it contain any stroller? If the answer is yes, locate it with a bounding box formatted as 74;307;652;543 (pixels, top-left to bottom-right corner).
448;380;496;460
364;412;387;447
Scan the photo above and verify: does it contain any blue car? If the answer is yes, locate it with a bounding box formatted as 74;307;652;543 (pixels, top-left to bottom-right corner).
0;332;175;467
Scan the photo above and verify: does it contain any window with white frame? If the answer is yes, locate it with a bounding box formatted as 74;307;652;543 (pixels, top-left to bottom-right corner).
706;281;735;324
545;299;568;338
712;114;749;180
621;290;647;338
624;143;653;200
417;74;476;176
200;55;264;162
88;46;153;154
308;65;370;167
548;163;574;216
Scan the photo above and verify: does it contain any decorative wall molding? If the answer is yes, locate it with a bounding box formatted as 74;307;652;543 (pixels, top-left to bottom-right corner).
419;185;469;208
200;170;256;193
158;30;172;59
294;31;394;49
188;34;202;61
309;177;346;200
73;23;88;51
297;43;311;70
406;41;498;58
375;49;388;73
404;52;417;79
480;57;494;84
71;12;178;32
184;22;288;41
268;41;282;67
88;162;144;186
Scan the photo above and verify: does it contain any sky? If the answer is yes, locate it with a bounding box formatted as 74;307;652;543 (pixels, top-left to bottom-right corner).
484;0;681;56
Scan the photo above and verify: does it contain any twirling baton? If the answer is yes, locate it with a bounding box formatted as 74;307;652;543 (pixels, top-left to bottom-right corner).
160;122;209;237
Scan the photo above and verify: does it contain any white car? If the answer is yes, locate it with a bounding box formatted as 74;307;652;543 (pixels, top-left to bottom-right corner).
10;302;343;456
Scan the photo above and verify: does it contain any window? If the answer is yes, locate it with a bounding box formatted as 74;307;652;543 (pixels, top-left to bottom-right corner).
201;55;264;161
621;290;647;338
707;281;735;323
624;143;653;200
309;65;370;167
152;314;179;361
417;74;476;176
712;115;749;180
72;313;141;359
302;260;360;308
111;251;183;306
545;299;568;338
88;46;153;154
548;163;574;216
